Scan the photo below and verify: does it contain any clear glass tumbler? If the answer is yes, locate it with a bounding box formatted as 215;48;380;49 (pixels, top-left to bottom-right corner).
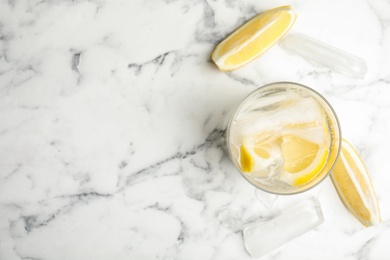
226;82;341;196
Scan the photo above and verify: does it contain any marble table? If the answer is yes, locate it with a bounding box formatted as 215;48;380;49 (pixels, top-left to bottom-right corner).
1;0;390;259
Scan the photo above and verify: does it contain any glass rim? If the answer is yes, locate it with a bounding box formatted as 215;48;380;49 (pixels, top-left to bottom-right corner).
226;81;342;195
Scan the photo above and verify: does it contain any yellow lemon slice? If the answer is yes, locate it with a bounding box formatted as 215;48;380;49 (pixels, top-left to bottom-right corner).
211;5;297;71
239;120;330;186
330;139;381;227
240;134;282;178
281;134;329;186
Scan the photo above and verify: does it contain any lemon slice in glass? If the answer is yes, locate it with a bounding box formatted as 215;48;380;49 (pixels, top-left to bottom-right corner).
211;5;297;71
240;133;282;178
281;134;329;186
331;139;381;227
239;117;331;187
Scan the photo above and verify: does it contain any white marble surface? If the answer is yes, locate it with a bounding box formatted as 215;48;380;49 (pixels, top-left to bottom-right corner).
1;0;390;259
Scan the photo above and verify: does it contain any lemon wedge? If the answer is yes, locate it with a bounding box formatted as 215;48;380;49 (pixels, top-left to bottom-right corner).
281;134;329;186
239;119;330;187
282;135;320;173
211;5;297;71
240;134;282;178
330;139;381;227
240;144;255;172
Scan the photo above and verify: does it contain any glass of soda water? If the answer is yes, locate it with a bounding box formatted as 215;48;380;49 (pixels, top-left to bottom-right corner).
225;82;342;257
226;81;341;195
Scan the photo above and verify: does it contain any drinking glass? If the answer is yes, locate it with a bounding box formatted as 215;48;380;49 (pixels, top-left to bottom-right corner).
226;81;341;197
224;82;341;257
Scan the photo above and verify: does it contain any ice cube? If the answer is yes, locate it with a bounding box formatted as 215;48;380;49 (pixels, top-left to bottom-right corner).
243;197;324;258
280;34;367;79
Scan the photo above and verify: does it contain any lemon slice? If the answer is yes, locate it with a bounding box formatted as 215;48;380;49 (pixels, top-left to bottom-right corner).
240;134;282;178
330;139;381;227
239;120;330;186
281;135;329;186
211;6;297;71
